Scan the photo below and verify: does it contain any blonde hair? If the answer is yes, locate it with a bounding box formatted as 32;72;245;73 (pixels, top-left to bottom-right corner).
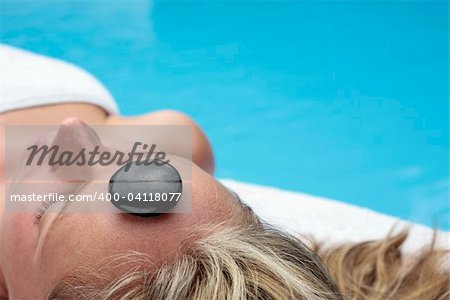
316;230;450;300
47;208;449;300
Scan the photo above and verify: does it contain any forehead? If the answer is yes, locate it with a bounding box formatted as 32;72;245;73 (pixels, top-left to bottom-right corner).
34;167;243;287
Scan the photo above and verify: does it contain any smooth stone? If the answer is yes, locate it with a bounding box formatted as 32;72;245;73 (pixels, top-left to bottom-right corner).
108;160;182;215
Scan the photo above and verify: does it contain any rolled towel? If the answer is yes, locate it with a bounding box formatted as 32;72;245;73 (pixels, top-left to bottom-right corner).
0;44;119;114
221;179;449;252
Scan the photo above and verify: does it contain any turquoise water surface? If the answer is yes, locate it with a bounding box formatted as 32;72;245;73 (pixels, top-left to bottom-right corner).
1;0;448;229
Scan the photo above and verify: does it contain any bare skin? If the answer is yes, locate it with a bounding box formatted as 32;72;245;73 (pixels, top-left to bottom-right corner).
0;104;214;173
0;103;240;299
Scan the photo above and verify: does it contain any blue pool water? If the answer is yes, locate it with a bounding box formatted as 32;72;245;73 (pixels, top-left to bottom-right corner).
1;0;448;229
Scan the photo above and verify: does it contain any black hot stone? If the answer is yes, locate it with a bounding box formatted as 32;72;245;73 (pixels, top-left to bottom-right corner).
108;160;182;215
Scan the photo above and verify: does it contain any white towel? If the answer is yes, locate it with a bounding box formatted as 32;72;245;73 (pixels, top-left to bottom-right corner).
0;44;118;114
221;179;449;252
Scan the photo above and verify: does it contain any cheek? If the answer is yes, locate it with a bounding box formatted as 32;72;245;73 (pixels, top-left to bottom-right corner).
1;214;43;298
2;214;37;266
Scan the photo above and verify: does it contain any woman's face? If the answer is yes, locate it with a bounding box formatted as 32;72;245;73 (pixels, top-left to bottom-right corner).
0;118;242;299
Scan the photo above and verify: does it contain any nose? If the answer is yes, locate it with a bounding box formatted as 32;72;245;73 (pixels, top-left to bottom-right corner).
52;117;101;150
48;118;102;180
